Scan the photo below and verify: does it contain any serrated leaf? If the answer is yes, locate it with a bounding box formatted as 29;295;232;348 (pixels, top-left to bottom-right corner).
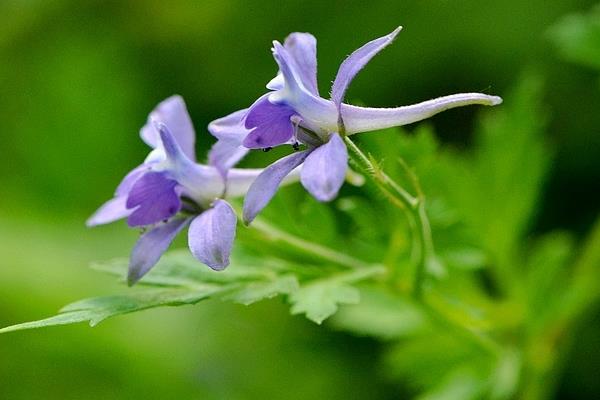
289;280;360;324
0;286;225;333
442;74;550;273
92;249;277;287
2;247;312;333
223;275;299;305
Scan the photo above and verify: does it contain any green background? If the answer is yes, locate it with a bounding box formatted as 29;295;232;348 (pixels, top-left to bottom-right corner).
1;1;598;398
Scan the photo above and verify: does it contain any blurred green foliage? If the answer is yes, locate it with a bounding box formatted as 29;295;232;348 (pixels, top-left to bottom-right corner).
1;1;599;399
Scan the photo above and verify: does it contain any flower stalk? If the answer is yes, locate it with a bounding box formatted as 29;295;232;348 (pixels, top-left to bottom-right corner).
343;136;435;299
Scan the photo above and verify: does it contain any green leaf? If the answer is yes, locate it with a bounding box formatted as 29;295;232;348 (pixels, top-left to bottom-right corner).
92;249;275;287
331;286;427;339
549;4;600;71
223;275;299;305
442;74;550;280
0;286;225;333
525;232;575;317
290;280;360;324
416;367;488;400
1;247;310;333
384;332;491;392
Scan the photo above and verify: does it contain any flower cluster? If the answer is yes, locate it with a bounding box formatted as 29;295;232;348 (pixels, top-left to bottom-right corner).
88;96;297;284
90;28;501;284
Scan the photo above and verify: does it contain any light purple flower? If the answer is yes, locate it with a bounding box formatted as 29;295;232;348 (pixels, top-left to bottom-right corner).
209;28;502;224
87;96;270;285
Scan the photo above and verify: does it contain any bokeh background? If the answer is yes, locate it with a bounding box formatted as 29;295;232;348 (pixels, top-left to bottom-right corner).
1;1;598;399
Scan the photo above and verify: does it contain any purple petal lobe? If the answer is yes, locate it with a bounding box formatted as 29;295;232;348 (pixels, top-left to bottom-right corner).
128;217;190;285
140;95;196;160
300;133;348;201
243;151;309;224
86;196;131;227
331;27;402;109
115;164;149;197
243;95;296;149
188;199;237;271
284;32;319;95
208;108;249;141
126;172;181;227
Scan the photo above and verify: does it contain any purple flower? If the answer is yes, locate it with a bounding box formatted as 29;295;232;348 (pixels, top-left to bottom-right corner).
208;28;503;224
87;96;271;285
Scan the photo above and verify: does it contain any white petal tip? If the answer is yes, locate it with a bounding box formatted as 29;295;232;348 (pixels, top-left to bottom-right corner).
489;96;503;106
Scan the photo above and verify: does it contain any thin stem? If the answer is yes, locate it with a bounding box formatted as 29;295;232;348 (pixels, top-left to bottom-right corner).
344;137;417;208
250;218;377;270
343;136;435;299
421;300;502;355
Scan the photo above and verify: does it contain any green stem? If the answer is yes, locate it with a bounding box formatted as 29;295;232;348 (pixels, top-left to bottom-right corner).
343;136;435;299
250;218;377;271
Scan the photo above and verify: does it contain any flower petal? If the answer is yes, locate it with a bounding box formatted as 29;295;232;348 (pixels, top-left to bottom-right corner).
209;139;250;178
140;95;196;160
128;217;190;285
300;133;348;201
266;73;284;91
331;27;402;109
207;109;250;176
86;196;131;227
115;164;149;197
243;150;310;224
269;41;337;135
271;41;305;96
208;108;249;141
154;122;224;205
341;93;503;134
243;94;296;149
126;171;181;227
284;32;319;95
188;199;237;271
